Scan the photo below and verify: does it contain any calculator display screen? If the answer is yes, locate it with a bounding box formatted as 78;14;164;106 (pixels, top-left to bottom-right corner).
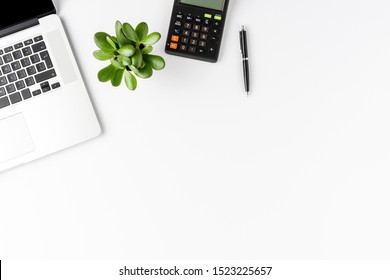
179;0;225;11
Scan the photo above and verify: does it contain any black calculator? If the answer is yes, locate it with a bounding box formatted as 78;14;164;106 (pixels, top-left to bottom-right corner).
165;0;230;63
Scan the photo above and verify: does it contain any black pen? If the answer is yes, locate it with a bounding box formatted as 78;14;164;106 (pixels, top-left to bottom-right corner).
239;25;250;95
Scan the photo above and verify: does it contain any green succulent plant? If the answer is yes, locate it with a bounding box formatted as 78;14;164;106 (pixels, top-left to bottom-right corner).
93;20;166;91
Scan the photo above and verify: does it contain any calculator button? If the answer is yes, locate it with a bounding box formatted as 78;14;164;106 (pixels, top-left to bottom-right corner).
209;35;218;44
208;45;217;55
181;37;189;44
184;23;192;29
195;17;202;23
173;28;181;34
201;26;209;33
169;42;178;49
198;48;206;55
211;29;219;35
174;21;182;27
214;14;222;21
190;39;198;46
191;32;199;38
214;21;221;28
193;25;201;31
186;15;193;21
204;19;211;25
176;13;183;19
199;41;207;48
171;35;179;42
180;45;187;51
204;13;212;19
182;30;191;36
200;33;208;40
189;46;196;53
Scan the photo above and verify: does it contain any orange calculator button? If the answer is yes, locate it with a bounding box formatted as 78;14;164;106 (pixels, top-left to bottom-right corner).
171;35;179;42
170;42;178;49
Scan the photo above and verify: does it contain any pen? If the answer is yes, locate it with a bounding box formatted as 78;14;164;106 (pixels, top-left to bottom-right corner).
239;25;250;95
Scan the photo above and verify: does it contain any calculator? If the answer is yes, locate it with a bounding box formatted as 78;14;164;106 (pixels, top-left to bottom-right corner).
165;0;230;63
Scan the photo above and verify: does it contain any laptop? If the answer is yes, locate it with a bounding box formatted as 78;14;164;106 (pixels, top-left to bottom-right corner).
0;0;101;172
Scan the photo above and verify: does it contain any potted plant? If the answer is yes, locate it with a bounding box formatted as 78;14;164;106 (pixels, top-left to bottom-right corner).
93;20;166;91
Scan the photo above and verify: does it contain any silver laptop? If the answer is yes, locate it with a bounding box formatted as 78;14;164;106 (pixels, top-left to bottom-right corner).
0;0;101;172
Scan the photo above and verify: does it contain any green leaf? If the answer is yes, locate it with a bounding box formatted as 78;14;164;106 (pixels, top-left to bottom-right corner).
144;54;165;70
93;50;115;61
117;55;132;66
135;22;149;40
115;21;123;39
98;64;116;82
122;23;139;43
111;69;124;87
130;64;153;79
131;49;143;68
118;44;135;57
94;32;116;52
141;46;153;54
110;59;124;69
140;32;161;45
106;36;118;50
124;70;137;90
116;21;131;47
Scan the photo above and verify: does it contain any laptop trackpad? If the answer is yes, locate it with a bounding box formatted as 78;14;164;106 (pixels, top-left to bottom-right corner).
0;113;35;164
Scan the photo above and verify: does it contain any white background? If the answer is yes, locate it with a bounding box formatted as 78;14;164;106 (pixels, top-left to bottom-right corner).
1;0;390;259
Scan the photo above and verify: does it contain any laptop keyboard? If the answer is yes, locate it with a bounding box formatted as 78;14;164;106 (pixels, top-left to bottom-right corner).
0;35;60;110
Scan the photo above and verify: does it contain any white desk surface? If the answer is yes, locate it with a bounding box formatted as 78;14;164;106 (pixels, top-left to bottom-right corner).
1;0;390;259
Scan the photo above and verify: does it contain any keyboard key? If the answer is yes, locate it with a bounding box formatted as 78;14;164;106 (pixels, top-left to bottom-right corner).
4;46;13;53
0;87;6;96
34;35;43;42
32;89;42;96
1;64;12;75
34;69;56;83
32;41;46;53
12;50;23;60
40;51;53;68
14;43;23;49
3;53;13;63
17;69;27;79
1;64;12;74
0;96;10;109
0;76;7;86
9;92;22;104
15;80;25;90
27;66;36;76
30;54;40;64
51;82;61;89
21;88;32;99
6;83;16;93
0;57;3;65
24;39;34;46
36;62;46;72
21;57;31;67
11;61;21;71
40;81;51;92
0;50;3;55
25;77;35;86
22;47;32;56
7;73;17;83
